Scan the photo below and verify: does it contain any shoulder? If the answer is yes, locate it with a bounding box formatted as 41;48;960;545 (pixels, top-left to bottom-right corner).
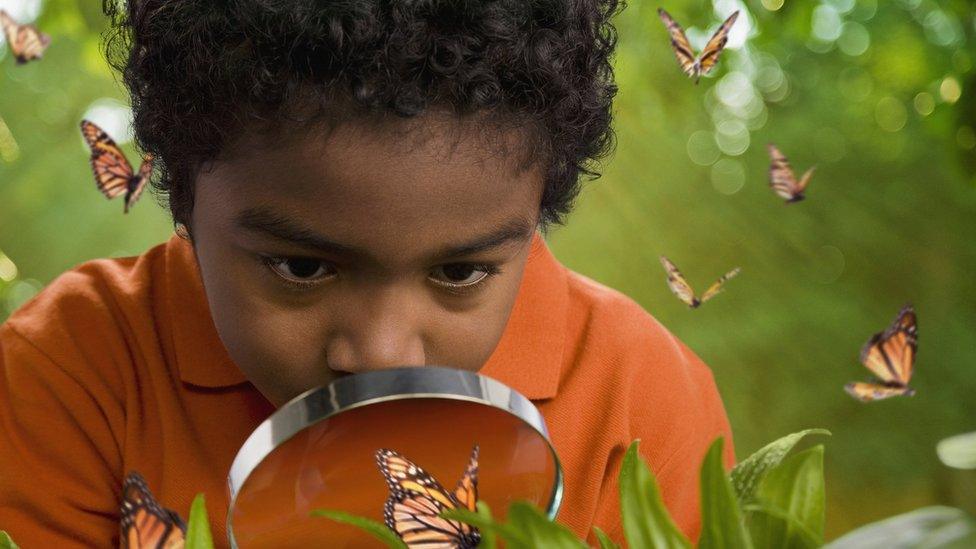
2;242;167;380
564;270;715;387
561;270;729;440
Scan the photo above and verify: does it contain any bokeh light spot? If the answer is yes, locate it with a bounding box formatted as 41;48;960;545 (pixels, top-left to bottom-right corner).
939;76;962;104
875;97;907;133
812;4;843;42
687;131;721;166
761;0;784;10
812;245;846;284
838;22;870;56
913;92;935;116
715;120;751;156
81;98;134;146
711;158;746;195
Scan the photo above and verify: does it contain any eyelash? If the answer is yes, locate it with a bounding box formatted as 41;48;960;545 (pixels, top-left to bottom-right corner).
258;256;503;294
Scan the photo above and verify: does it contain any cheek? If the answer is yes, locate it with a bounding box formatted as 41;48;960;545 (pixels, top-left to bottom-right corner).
196;248;329;405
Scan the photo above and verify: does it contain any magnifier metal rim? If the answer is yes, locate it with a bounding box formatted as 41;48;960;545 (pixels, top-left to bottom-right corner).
226;366;564;546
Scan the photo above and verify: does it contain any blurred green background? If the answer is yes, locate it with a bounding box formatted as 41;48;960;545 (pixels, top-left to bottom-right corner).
1;0;974;540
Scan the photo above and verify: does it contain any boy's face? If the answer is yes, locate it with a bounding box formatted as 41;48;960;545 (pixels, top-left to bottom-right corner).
189;114;544;407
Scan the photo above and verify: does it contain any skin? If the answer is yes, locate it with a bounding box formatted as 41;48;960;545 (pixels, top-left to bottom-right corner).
188;112;545;407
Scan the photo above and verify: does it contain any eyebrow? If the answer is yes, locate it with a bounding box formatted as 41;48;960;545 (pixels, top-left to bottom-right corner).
234;206;535;262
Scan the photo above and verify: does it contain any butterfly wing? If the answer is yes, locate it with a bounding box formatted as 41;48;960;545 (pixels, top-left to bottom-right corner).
452;445;479;512
699;267;741;304
796;166;816;193
657;9;697;78
120;472;186;549
844;382;915;402
376;449;481;549
125;155;154;213
81;119;136;201
859;304;917;386
767;144;802;202
697;11;739;75
1;10;50;64
659;255;699;307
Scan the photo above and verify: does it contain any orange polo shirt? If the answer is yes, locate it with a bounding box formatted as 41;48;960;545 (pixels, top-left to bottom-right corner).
0;232;733;547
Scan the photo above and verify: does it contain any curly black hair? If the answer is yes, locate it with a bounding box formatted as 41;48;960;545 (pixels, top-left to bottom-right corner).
102;0;622;230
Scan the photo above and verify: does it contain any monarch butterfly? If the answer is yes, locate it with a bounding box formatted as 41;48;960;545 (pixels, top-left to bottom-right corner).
0;10;50;65
375;445;481;549
657;8;738;84
80;119;153;214
767;144;815;203
660;256;740;309
845;305;918;402
120;472;186;549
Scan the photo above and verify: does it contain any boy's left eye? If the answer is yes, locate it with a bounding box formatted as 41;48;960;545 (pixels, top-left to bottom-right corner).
428;263;499;289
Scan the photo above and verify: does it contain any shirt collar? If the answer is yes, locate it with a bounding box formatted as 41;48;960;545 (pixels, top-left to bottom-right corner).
165;231;567;400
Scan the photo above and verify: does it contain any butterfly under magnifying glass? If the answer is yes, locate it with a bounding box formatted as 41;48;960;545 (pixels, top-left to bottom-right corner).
768;144;816;204
0;9;51;65
660;256;741;309
80;119;154;214
375;445;481;549
845;305;918;402
120;471;187;549
657;8;739;84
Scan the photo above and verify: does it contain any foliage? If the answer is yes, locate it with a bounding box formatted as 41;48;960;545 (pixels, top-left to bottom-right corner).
323;430;976;548
185;494;215;549
0;531;17;549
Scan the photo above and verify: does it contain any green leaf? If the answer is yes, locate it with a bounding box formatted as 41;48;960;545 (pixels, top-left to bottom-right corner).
731;429;831;506
593;526;622;549
937;431;976;470
747;446;825;548
311;509;408;549
744;503;822;549
443;506;534;546
698;437;752;549
0;531;19;549
474;501;498;549
824;506;976;549
619;439;692;549
505;501;588;549
185;494;214;549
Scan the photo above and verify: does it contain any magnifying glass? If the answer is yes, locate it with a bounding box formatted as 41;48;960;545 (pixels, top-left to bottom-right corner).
226;366;564;547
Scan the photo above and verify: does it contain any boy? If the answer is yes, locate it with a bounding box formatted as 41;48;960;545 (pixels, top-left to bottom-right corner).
0;0;733;546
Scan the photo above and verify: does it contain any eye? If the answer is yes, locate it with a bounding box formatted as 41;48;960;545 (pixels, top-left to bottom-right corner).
429;263;500;290
262;256;337;287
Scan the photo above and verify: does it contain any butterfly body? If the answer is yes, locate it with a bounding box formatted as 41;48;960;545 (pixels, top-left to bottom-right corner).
767;144;815;203
80;120;153;214
657;8;738;84
845;304;918;402
120;472;186;549
0;10;50;64
376;446;481;549
660;256;740;309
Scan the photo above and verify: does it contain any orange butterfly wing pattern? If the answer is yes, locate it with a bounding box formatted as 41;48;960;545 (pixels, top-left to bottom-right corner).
845;305;918;402
768;143;815;203
657;9;738;84
0;9;51;65
376;446;481;549
120;472;186;549
80;119;154;214
660;256;740;309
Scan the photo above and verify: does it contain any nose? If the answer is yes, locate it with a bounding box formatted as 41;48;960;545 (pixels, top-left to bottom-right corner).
326;288;427;374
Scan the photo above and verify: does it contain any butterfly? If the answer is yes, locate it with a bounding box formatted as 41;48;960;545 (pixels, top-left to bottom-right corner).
660;256;741;308
80;119;154;214
845;305;918;402
657;8;739;84
375;445;481;549
0;9;51;65
120;471;186;549
767;144;816;203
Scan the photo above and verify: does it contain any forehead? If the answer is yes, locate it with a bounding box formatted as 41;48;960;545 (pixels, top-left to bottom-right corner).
195;111;544;261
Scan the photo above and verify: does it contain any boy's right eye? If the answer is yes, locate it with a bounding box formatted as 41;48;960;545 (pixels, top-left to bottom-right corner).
261;256;338;287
